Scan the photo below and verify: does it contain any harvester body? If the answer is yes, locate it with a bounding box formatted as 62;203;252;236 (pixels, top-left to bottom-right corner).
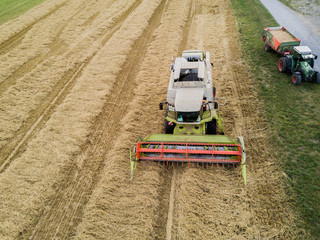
131;50;246;184
163;50;222;135
263;26;319;85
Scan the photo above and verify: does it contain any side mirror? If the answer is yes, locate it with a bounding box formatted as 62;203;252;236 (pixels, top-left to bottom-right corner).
159;102;163;110
211;62;213;66
214;102;219;109
315;55;318;60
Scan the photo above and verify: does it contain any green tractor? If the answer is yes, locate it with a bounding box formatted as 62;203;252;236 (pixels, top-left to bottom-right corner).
263;27;319;85
278;46;320;85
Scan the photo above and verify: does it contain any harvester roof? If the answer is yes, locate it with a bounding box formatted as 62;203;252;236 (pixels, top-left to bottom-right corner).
173;59;205;81
175;88;204;112
181;50;204;61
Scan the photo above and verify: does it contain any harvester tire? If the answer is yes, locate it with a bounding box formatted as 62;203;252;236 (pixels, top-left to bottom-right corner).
165;110;175;134
265;44;271;52
278;57;287;72
292;72;302;85
206;119;217;134
314;72;320;84
165;119;175;134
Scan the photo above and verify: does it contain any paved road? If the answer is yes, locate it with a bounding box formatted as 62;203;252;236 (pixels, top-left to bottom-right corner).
260;0;320;71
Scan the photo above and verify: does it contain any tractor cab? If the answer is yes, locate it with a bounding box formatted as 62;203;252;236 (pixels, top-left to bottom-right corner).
293;46;317;67
293;46;316;59
289;46;320;84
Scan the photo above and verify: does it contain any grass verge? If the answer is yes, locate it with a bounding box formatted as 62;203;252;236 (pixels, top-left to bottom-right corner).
229;0;320;238
0;0;46;25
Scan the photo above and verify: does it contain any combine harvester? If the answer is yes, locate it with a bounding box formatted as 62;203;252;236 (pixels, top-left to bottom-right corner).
130;50;246;184
263;26;320;85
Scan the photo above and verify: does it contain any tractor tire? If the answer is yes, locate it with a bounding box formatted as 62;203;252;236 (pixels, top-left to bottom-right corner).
286;57;292;73
164;110;175;134
278;57;287;72
310;58;314;68
206;119;217;135
265;44;271;52
314;72;320;84
292;72;302;85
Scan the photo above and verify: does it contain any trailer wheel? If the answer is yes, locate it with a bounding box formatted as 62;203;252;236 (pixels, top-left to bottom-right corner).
264;44;271;52
206;119;217;134
314;72;320;84
278;57;287;72
292;72;302;85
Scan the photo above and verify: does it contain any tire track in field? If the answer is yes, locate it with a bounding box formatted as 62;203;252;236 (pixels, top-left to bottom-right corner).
166;1;249;237
0;0;142;173
151;1;195;239
0;0;70;56
166;2;195;239
26;0;167;238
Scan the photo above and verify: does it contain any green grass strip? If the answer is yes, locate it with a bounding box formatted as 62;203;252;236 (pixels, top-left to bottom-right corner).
229;0;320;238
0;0;46;25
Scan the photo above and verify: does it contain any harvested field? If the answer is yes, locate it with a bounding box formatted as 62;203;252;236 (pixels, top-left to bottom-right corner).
0;0;301;239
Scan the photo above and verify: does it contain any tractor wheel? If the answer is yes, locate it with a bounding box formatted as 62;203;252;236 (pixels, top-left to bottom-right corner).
265;44;271;52
206;119;217;135
314;72;320;84
278;57;287;72
285;57;292;73
310;58;314;68
164;110;175;134
292;72;302;85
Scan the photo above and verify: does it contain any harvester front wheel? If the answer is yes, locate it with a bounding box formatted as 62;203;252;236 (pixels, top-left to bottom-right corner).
292;72;302;85
278;57;287;72
165;110;175;134
314;72;320;84
206;119;217;134
165;119;175;134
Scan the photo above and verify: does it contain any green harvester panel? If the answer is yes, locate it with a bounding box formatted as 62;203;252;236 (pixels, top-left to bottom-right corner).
143;134;237;144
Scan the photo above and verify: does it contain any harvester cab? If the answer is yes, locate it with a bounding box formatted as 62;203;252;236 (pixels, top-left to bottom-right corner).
161;50;223;135
130;50;246;184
